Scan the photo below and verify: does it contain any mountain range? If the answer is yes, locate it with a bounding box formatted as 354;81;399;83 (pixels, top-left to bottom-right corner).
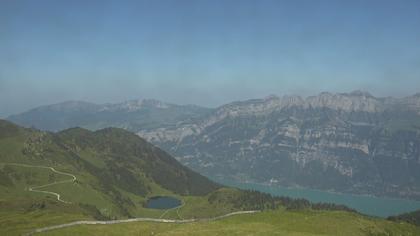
8;99;210;132
8;91;420;200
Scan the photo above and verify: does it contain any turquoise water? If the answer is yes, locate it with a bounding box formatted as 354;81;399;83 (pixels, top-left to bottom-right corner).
214;179;420;218
145;196;181;209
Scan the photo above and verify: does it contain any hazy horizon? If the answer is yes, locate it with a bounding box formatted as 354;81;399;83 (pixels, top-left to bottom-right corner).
4;89;420;118
1;0;420;117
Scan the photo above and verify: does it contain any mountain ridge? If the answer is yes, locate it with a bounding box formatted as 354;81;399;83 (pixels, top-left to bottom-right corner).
8;99;212;132
6;91;420;200
134;92;420;200
8;91;420;119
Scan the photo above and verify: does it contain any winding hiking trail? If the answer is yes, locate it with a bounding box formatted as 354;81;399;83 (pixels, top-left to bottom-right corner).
1;163;261;235
24;210;260;235
1;163;76;204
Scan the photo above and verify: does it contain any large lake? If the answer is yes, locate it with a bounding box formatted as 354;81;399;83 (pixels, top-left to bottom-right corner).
214;178;420;218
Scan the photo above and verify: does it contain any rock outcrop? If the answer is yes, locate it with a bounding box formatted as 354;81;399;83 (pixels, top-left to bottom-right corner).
138;92;420;200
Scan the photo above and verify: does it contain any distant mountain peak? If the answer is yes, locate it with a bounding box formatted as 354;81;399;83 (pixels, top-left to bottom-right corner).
264;94;280;101
100;98;173;112
411;93;420;98
34;100;101;112
319;91;334;96
124;99;171;110
348;90;373;97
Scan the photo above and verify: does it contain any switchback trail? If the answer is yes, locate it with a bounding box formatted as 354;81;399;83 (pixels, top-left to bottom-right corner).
24;210;260;235
1;163;76;204
2;163;260;235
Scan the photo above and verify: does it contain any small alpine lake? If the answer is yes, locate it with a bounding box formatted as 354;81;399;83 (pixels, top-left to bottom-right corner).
145;196;182;210
214;178;420;218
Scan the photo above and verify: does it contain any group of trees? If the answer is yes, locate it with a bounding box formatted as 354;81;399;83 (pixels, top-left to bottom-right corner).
208;189;356;213
388;210;420;226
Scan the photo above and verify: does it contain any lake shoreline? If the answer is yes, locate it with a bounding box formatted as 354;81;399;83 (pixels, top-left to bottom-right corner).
212;177;420;218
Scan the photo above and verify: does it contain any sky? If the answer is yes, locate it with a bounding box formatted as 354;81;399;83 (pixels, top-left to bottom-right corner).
1;0;420;117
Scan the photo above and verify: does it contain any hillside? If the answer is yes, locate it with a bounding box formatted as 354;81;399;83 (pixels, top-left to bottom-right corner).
1;120;419;235
0;118;219;201
0;119;219;235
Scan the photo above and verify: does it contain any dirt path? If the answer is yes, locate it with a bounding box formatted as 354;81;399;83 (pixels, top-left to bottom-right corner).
1;163;260;235
24;210;260;235
1;163;76;204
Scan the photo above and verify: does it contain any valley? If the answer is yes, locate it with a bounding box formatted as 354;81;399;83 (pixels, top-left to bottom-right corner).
9;92;420;201
1;119;420;235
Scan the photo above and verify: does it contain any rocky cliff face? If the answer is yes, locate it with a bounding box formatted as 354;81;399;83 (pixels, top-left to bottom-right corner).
137;92;420;200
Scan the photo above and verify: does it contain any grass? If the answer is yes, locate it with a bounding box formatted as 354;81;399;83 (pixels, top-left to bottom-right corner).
37;210;420;236
0;209;91;236
173;190;237;219
0;196;93;236
0;164;72;202
0;162;116;209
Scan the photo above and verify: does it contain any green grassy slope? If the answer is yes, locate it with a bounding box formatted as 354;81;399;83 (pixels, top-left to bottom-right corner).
40;210;420;236
0;119;223;235
0;202;90;236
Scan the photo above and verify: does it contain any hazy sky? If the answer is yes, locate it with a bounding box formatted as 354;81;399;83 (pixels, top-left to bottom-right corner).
1;0;420;117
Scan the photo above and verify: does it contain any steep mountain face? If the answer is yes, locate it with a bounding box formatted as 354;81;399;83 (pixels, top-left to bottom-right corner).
137;92;420;200
7;92;420;200
8;99;211;132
